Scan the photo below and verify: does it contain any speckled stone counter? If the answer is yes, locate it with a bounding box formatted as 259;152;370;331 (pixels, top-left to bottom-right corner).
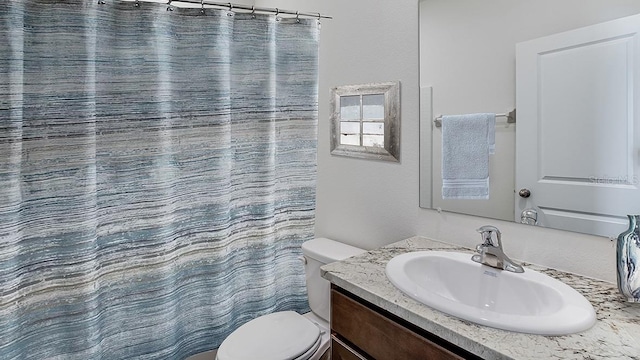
321;236;640;360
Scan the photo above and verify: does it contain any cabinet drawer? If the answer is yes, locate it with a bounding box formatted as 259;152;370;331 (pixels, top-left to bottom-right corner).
331;289;464;360
331;335;368;360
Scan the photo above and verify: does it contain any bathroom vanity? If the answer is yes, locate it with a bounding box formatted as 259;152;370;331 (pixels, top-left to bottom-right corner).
330;287;478;359
321;237;640;359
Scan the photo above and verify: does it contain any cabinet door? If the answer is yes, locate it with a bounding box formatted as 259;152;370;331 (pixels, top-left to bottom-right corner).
331;289;465;360
516;13;640;237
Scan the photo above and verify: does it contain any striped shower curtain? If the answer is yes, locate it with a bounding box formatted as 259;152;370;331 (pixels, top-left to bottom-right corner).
0;1;319;359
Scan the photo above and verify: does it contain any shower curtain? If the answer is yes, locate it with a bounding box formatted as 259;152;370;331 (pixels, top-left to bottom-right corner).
0;1;319;359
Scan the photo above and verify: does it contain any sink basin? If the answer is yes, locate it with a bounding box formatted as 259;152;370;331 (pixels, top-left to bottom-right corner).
385;251;596;335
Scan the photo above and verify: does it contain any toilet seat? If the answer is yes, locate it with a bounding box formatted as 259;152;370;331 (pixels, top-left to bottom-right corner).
216;311;321;360
291;336;321;360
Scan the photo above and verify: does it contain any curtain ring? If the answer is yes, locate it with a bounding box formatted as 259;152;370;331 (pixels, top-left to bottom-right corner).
97;0;106;4
167;0;173;11
134;0;139;7
228;3;233;11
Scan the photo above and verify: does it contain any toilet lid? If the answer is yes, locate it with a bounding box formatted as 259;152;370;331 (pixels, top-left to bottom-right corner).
217;311;321;360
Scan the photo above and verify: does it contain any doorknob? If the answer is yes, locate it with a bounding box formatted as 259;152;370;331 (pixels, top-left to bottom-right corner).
518;189;531;198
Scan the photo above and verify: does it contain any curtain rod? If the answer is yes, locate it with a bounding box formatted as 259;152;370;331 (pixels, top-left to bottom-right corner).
122;0;333;20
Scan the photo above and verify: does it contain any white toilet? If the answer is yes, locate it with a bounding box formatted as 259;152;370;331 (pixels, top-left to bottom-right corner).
215;238;365;360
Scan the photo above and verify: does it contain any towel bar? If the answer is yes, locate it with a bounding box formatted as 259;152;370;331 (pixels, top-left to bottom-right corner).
434;109;516;128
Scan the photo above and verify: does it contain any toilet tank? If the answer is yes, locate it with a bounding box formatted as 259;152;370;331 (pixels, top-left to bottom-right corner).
301;238;365;321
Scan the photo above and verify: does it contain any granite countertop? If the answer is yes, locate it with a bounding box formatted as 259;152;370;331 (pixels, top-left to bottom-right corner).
321;236;640;360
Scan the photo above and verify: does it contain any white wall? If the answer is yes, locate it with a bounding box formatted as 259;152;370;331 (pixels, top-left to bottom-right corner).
252;0;640;283
256;0;423;246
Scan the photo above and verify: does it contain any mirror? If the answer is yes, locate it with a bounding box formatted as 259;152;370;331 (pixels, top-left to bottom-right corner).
418;0;640;237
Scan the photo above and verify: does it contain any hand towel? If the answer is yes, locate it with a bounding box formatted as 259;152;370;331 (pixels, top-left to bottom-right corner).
488;115;496;155
441;113;495;199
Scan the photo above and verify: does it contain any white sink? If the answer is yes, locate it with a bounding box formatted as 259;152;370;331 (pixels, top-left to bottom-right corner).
385;251;596;335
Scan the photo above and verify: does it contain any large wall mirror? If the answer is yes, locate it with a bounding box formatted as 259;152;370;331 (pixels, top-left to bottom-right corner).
418;0;640;238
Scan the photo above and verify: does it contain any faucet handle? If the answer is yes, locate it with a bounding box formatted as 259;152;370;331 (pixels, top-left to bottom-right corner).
477;225;500;233
476;225;502;247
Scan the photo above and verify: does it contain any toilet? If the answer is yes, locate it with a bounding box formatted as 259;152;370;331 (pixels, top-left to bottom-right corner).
215;238;365;360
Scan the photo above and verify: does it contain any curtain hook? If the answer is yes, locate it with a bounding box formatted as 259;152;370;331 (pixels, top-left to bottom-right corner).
200;0;205;14
134;0;140;7
167;0;173;11
251;5;256;19
296;11;300;23
227;2;234;16
275;8;280;21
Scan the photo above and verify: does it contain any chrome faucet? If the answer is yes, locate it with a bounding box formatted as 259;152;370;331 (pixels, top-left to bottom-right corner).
471;225;524;273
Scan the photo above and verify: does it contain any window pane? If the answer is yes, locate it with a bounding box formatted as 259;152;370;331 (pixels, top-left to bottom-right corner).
341;133;361;146
340;95;361;120
340;122;361;134
362;94;385;119
363;122;384;135
363;135;384;148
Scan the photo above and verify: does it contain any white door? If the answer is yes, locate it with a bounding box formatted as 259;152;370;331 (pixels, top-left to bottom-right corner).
516;13;640;237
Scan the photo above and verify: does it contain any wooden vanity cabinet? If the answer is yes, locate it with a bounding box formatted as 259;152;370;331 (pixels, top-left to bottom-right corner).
330;285;481;360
